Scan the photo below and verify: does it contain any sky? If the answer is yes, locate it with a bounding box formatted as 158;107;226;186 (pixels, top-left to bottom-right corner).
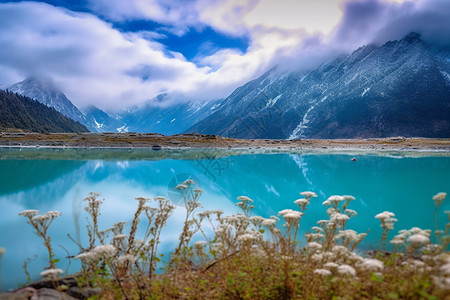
0;0;449;111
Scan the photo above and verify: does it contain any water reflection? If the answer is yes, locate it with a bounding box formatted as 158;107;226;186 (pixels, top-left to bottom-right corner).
0;149;449;290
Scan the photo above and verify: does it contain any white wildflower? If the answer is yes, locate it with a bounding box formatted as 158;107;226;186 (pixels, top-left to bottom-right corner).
113;234;127;240
314;269;332;276
237;233;255;244
18;209;39;218
32;214;50;222
337;264;357;277
92;244;117;259
116;254;136;265
283;211;303;224
40;268;64;279
323;196;345;207
294;198;309;210
375;211;395;221
237;196;253;203
44;211;62;218
194;241;208;250
433;192;447;208
262;219;277;227
432;276;450;291
306;242;322;250
407;234;429;245
439;263;450;275
300;191;317;199
324;262;339;269
360;259;384;272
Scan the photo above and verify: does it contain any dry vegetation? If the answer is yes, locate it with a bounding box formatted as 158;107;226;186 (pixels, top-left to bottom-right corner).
14;181;450;299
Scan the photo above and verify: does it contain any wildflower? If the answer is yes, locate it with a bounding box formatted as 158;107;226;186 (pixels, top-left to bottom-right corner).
175;184;187;191
433;192;447;208
344;209;357;217
18;209;39;218
324;262;339;269
314;269;332;276
311;253;323;262
116;254;136;265
250;216;265;227
294;198;309;210
311;226;323;233
278;209;296;216
306;242;322;250
360;258;384;272
440;263;450;275
262;219;277;227
323;196;344;207
0;248;5;255
194;240;208;250
92;244;118;259
113;234;127;240
154;196;167;201
237;196;253;203
300;191;317;199
237;233;256;244
183;179;194;185
407;234;429;245
135;197;149;206
44;211;62;218
432;276;450;291
375;211;395;221
40;268;64;279
32;214;51;222
283;211;303;225
337;264;357;277
74;252;95;261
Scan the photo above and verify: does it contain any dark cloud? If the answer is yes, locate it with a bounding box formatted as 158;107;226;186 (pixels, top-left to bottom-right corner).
334;0;450;48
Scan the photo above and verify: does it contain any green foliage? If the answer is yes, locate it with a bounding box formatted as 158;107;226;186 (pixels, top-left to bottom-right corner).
0;90;89;133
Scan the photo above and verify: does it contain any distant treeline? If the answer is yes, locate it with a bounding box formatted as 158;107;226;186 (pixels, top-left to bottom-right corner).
0;90;88;133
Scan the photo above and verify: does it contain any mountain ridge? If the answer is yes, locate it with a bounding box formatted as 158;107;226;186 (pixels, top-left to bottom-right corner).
186;32;450;139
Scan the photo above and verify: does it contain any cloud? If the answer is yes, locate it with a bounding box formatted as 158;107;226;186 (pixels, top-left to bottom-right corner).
0;0;449;112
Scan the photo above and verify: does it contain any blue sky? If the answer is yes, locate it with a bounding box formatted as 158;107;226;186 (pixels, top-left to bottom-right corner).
0;0;449;111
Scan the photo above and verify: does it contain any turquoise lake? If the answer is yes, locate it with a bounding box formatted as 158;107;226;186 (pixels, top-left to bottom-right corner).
0;147;449;290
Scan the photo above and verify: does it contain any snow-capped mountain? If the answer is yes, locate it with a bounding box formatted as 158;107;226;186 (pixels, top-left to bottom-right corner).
119;94;222;135
187;32;450;139
82;105;126;133
8;76;93;130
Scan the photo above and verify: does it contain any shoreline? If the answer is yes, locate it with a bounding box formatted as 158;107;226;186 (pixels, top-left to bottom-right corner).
0;132;449;152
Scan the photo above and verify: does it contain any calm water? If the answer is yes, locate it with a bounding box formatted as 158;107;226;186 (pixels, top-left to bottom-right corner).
0;147;449;290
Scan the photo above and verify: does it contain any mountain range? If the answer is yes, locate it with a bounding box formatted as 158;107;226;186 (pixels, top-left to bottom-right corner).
3;32;450;138
187;32;450;139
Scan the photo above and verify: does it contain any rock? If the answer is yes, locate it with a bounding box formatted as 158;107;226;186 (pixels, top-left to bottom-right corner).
66;287;101;299
0;292;31;300
31;288;76;300
152;144;162;151
351;158;357;161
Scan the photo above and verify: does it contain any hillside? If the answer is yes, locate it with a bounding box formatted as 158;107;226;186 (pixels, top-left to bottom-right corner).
0;90;89;133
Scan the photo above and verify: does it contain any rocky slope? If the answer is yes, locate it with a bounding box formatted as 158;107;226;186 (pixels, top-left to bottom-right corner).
186;33;450;139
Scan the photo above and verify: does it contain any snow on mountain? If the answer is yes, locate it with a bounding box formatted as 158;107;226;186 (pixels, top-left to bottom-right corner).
9;76;90;129
187;32;450;139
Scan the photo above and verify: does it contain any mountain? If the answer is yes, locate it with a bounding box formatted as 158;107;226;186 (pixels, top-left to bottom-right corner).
120;94;222;135
186;32;450;139
8;76;94;130
82;105;126;133
0;90;89;133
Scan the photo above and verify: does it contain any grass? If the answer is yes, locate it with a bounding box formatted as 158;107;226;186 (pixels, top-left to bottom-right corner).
15;183;450;299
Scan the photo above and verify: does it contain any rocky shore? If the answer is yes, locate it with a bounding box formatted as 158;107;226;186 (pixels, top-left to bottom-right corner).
0;132;449;152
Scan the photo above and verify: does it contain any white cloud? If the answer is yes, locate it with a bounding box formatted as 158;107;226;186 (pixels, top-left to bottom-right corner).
1;0;448;112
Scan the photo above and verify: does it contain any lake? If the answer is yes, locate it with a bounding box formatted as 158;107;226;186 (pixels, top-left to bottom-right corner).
0;147;449;290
